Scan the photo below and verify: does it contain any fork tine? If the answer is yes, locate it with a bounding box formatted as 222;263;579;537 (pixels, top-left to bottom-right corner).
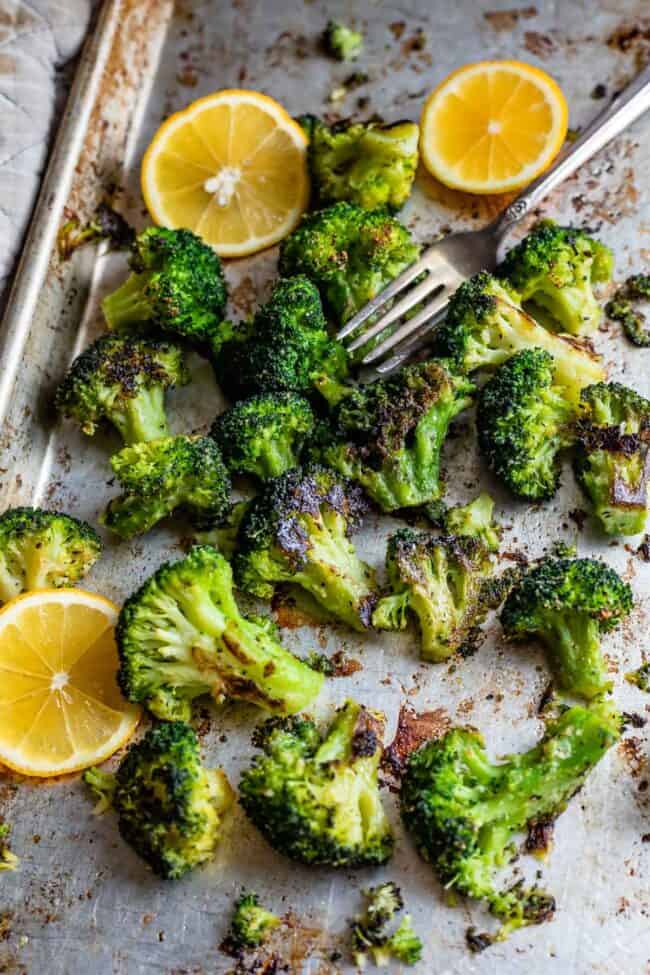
345;271;448;353
374;305;451;374
336;258;425;340
361;287;452;365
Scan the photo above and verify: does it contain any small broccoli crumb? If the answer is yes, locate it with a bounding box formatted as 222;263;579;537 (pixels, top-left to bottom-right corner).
606;274;650;347
222;890;280;952
626;662;650;692
323;21;364;61
57;202;134;258
350;882;422;968
0;823;19;872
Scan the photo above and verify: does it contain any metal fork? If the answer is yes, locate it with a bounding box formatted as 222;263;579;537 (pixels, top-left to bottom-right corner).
338;65;650;374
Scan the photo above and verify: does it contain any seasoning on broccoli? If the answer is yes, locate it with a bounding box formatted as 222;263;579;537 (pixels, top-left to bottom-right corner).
102;435;231;539
350;882;423;968
425;492;501;552
574;382;650;535
606;273;650;347
239;699;394;867
626;662;650;692
323;21;364;61
211;392;314;481
401;700;621;948
500;557;633;699
194;499;250;559
0;507;101;603
57;202;135;259
55;334;189;444
234;465;376;631
0;823;19;872
477;348;577;501
102;226;227;341
116;545;323;721
497;220;614;335
223;890;281;952
278;202;420;325
83;721;234;880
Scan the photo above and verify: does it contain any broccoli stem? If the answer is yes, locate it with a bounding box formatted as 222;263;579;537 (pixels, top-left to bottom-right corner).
529;286;600;336
110;388;170;444
102;272;154;330
538;613;611;698
409;552;458;662
103;494;172;539
261;440;304;479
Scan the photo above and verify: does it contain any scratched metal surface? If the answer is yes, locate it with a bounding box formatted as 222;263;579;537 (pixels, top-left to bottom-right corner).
0;0;649;972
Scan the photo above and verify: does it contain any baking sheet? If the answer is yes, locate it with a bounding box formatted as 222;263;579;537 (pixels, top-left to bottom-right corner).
0;0;649;972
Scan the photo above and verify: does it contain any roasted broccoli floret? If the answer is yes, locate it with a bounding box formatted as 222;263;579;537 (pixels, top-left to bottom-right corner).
211;393;314;481
194;499;250;559
401;701;621;947
234;465;376;631
0;823;18;872
224;891;281;951
606;274;650;347
103;435;231;539
210;276;349;403
311;359;474;511
57;202;134;258
372;528;493;662
323;20;363;60
116;545;323;721
574;382;650;535
0;507;101;603
305;116;419;212
278;203;420;325
501;557;633;699
426;492;501;553
239;699;393;867
350;883;423;968
102;226;227;340
431;272;605;397
497;220;613;335
83;721;234;879
477;349;577;501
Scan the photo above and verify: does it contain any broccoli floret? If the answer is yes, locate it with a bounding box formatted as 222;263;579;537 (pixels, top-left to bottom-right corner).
497;220;613;335
234;465;376;631
0;823;18;872
426;492;501;553
55;334;189;444
194;500;250;559
311;359;474;511
574;382;650;535
239;699;393;867
431;272;605;398
372;528;494;662
102;226;227;341
278;203;420;325
477;349;577;501
116;545;323;721
501;557;633;699
626;662;650;692
401;700;621;946
606;274;650;347
350;883;422;968
102;435;231;539
0;507;101;603
83;721;234;879
225;891;280;950
57;202;135;258
323;20;363;60
210;276;349;403
305;117;419;212
211;393;314;481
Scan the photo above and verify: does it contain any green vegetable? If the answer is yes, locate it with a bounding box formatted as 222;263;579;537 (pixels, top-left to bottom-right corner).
606;274;650;347
194;500;250;559
57;202;134;258
426;492;501;552
350;883;422;968
626;662;650;692
323;20;364;60
0;823;19;872
225;890;280;950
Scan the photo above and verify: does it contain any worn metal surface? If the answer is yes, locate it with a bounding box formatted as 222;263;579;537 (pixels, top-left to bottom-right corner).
1;0;649;972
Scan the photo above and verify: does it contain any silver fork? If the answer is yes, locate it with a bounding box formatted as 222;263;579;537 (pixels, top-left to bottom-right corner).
338;65;650;374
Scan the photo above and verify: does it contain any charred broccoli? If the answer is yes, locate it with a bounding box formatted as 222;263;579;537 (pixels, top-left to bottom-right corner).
323;20;363;60
234;465;376;631
116;545;323;721
626;662;650;692
0;507;101;603
350;883;423;968
57;202;134;258
239;699;394;867
501;557;633;699
211;392;314;481
55;334;189;444
497;220;613;335
0;823;18;872
401;701;621;947
606;273;650;347
83;721;234;879
425;492;501;552
224;891;280;951
103;435;231;539
102;226;227;341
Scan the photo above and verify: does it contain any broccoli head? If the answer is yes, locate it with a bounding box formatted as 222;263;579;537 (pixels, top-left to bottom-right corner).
401;700;621;946
426;492;501;553
372;528;494;662
239;699;394;867
83;721;234;879
116;545;323;721
211;392;314;481
350;883;423;968
234;465;376;631
501;557;633;699
497;220;613;335
574;382;650;535
103;435;231;539
225;891;280;951
311;359;474;511
0;507;101;603
55;334;189;444
477;349;577;501
606;273;650;347
278;202;420;325
431;272;605;398
323;20;363;60
305;116;419;212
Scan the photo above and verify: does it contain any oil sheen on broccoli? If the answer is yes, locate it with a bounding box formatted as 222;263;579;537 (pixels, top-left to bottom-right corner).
350;882;423;967
239;699;393;867
116;545;323;720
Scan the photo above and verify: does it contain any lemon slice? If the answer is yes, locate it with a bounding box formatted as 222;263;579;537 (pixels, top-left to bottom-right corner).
141;89;309;257
0;589;140;776
420;60;568;194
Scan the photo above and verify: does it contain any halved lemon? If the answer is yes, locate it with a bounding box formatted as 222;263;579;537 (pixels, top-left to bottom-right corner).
0;589;140;776
141;89;309;257
419;60;568;194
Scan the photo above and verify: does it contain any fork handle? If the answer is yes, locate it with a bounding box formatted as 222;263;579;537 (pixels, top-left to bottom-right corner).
493;64;650;240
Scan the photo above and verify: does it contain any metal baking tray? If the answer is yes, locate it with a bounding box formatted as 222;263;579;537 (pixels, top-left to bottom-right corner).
1;0;649;972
